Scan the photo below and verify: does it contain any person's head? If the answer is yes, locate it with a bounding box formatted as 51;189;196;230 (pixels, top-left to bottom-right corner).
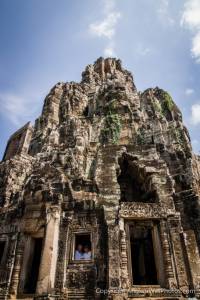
77;244;83;252
84;245;90;253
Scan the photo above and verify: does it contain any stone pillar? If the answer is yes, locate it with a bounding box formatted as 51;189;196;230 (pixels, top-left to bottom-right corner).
9;233;25;298
104;208;121;290
160;219;177;289
107;224;121;289
167;216;189;291
182;230;200;291
119;218;130;289
54;213;73;293
36;205;60;295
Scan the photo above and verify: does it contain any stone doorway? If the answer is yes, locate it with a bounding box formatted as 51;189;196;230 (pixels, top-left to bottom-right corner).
127;221;165;287
130;224;157;285
22;237;43;294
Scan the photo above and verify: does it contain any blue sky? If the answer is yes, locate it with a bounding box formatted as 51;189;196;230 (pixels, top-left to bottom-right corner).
0;0;200;158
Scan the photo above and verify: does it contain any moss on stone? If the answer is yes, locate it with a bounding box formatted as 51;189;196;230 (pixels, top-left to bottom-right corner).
153;100;163;116
161;91;174;112
100;102;122;144
136;127;146;145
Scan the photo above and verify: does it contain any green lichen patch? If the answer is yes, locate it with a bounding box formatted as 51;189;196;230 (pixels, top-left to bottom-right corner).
136;127;146;145
152;90;174;118
161;91;174;112
100;102;122;144
152;100;163;116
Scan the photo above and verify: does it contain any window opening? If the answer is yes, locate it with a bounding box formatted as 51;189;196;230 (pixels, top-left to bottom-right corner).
74;234;92;261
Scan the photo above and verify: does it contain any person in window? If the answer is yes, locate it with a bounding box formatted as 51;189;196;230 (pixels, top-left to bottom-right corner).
74;244;84;260
83;245;91;260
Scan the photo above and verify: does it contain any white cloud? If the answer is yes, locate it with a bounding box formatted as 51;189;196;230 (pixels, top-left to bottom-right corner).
157;0;175;26
0;93;38;126
181;0;200;63
191;32;200;62
104;43;116;56
185;88;194;95
89;12;121;39
191;103;200;125
89;0;121;57
181;0;200;29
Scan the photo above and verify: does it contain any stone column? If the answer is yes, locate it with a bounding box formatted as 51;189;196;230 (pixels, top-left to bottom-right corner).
119;218;130;289
104;208;121;290
9;233;25;299
181;230;200;291
54;213;73;293
160;219;177;289
107;224;121;289
36;205;60;295
167;216;189;291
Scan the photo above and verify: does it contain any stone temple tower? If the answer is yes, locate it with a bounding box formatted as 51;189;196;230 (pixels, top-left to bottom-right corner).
0;57;200;300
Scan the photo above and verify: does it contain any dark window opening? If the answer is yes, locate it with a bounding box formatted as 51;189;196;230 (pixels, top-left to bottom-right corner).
130;225;158;285
0;241;6;264
24;238;43;294
118;157;156;203
74;234;92;261
83;105;89;117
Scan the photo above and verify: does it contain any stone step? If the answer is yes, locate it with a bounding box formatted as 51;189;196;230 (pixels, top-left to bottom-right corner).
67;290;94;300
67;295;93;300
128;298;181;300
16;297;34;300
68;297;93;300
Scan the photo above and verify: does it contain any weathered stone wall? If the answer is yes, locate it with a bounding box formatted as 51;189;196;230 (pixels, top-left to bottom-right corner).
0;57;200;299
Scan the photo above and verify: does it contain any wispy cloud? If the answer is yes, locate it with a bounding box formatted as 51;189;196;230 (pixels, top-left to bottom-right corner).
89;12;121;39
191;103;200;125
0;92;39;126
89;0;121;57
104;42;116;56
185;88;194;95
157;0;175;26
181;0;200;63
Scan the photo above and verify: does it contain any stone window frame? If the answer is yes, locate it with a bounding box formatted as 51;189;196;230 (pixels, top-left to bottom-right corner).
70;231;94;264
125;219;165;288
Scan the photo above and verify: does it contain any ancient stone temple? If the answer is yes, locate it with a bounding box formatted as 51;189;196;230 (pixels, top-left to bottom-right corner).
0;57;200;300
